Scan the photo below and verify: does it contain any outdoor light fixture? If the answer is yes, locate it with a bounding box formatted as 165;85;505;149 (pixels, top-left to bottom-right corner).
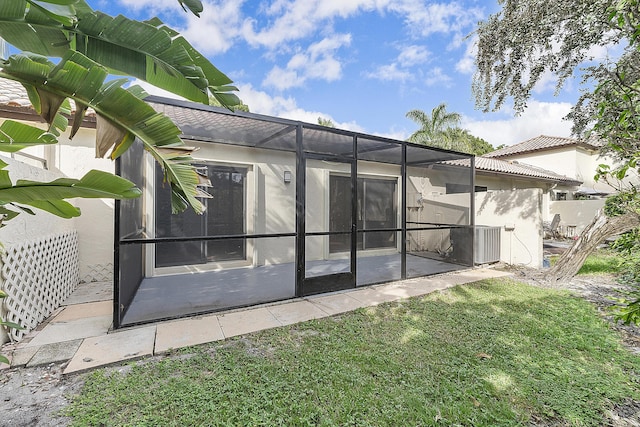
283;170;292;183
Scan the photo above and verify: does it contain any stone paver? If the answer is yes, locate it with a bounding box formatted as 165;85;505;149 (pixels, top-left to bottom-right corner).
155;315;224;354
8;346;39;367
217;307;281;338
348;287;400;306
64;326;156;374
27;340;82;367
53;301;111;322
267;300;327;326
62;281;112;306
4;267;513;372
306;292;368;315
24;315;112;348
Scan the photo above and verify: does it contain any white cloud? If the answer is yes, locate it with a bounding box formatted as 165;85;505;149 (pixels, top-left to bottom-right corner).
236;83;365;131
366;44;429;82
455;36;477;74
424;67;452;86
180;1;245;55
397;45;430;67
242;0;381;49
262;34;352;90
117;0;245;55
128;79;185;100
365;63;413;82
388;1;483;37
462;100;574;147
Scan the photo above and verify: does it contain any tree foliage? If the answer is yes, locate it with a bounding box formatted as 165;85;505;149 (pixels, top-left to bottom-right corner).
474;0;640;323
406;104;494;154
0;0;240;219
317;117;336;128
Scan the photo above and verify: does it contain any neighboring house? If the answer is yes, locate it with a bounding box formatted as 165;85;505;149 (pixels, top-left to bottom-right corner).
484;134;640;236
484;135;609;200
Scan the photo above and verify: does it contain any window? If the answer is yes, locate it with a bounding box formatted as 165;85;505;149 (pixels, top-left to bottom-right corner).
446;183;487;194
154;164;247;268
329;175;397;253
555;192;567;201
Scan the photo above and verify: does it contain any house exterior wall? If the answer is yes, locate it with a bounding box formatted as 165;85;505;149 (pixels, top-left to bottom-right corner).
475;188;544;267
496;146;625;196
549;199;606;236
52;127;115;282
0;118;114;283
0;156;77;345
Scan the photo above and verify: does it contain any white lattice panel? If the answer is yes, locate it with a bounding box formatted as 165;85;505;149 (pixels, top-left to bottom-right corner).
1;231;79;341
80;263;113;283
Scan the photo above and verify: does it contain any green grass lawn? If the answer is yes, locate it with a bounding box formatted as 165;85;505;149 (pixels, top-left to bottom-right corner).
549;248;623;275
65;278;640;426
576;249;624;275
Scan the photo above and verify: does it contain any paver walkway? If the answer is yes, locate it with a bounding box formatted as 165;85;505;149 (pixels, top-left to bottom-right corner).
1;268;511;375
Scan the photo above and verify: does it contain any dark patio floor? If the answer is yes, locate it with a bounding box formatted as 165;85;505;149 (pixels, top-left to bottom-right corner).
121;253;466;325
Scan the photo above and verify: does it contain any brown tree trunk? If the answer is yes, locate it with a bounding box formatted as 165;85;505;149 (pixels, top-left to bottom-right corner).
544;210;640;283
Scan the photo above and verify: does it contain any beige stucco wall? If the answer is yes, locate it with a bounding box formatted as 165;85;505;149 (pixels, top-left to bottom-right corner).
52;127;115;282
0;156;77;345
0;118;114;282
549;199;606;236
499;146;622;196
476;188;544;267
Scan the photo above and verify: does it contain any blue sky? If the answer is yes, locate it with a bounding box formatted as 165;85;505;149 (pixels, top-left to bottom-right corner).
93;0;592;147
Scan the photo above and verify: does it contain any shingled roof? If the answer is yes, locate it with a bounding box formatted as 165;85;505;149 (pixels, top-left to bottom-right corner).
484;135;603;158
444;156;582;186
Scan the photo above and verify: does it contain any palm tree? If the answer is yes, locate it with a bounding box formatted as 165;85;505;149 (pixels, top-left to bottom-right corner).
406;103;462;147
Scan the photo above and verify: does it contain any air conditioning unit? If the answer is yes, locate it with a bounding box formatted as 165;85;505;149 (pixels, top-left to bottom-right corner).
475;226;501;264
450;226;501;265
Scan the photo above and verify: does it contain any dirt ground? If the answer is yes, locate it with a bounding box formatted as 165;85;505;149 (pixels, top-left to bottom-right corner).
1;269;639;427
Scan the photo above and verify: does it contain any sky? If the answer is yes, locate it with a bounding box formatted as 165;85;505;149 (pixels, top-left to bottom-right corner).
93;0;590;147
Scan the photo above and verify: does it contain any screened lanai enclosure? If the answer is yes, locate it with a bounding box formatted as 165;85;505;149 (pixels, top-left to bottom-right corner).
114;96;475;328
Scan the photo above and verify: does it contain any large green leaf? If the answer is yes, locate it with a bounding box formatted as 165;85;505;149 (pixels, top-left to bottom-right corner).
0;120;57;152
20;198;80;218
177;0;203;17
0;169;141;201
0;0;238;105
1;51;207;213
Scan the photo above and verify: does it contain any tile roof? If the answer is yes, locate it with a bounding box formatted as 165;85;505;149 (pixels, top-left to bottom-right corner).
445;156;582;185
0;77;95;117
0;77;33;107
484;135;603;158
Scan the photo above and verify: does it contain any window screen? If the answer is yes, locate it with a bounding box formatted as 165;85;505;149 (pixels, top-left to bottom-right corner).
155;164;247;267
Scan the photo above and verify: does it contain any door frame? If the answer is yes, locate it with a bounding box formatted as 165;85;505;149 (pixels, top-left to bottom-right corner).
296;150;357;296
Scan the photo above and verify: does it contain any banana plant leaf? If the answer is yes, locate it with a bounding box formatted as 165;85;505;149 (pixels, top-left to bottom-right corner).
0;169;142;201
0;120;57;152
0;0;238;105
177;0;203;16
1;51;208;213
0;169;141;218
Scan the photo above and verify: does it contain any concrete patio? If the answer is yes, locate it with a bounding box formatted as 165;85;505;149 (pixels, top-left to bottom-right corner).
1;267;511;375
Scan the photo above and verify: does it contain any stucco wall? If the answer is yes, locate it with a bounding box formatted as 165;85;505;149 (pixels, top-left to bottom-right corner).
476;188;544;267
549;199;606;236
49;127;114;282
0;118;114;282
0;156;77;345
